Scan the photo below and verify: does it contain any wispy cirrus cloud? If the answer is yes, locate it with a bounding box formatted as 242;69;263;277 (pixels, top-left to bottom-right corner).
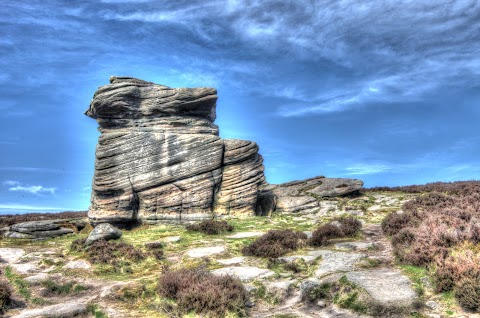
344;164;393;175
3;180;56;195
101;0;480;116
0;204;69;211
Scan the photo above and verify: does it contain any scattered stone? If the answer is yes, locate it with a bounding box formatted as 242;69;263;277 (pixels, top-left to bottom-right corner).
425;300;440;309
303;231;313;239
264;280;294;303
226;231;263;239
11;220;60;233
211;266;274;281
12;301;87;318
64;259;91;270
24;273;49;284
0;248;25;263
279;255;317;263
217;256;246;265
317;300;327;308
4;231;35;239
346;269;417;306
312;250;365;277
300;279;322;301
10;263;39;274
334;242;374;251
163;236;181;242
85;223;122;246
186;246;225;258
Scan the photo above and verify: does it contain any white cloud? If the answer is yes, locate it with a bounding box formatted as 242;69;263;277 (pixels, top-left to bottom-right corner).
4;181;57;195
9;185;56;195
345;164;393;175
3;180;19;186
0;204;69;211
102;0;480;116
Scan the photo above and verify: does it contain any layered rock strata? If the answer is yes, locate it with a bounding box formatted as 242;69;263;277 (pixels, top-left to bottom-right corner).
86;77;363;224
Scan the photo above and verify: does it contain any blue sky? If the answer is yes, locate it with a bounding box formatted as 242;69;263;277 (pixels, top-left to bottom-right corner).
1;0;480;213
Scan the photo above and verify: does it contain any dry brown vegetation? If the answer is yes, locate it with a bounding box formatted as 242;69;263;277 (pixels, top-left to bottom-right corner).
185;219;234;235
157;267;249;317
381;181;480;311
0;279;12;314
242;229;308;258
0;211;87;228
309;217;362;246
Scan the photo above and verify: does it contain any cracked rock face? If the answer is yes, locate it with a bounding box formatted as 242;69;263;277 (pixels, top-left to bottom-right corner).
86;77;268;224
86;77;363;224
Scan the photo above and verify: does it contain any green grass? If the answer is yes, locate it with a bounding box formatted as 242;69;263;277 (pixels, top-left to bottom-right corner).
4;266;46;305
87;303;109;318
41;279;89;295
399;264;428;297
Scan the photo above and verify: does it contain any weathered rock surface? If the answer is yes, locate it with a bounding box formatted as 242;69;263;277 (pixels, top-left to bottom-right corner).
267;176;364;214
12;301;87;318
86;77;363;224
3;220;75;239
211;266;274;281
0;248;25;263
346;269;417;307
85;223;122;246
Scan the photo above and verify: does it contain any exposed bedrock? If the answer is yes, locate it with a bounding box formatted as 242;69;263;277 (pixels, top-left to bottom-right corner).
86;77;363;224
266;176;364;214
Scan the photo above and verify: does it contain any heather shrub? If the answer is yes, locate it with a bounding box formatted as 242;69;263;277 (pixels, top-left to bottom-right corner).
309;223;343;246
242;229;307;258
145;242;164;260
0;280;12;314
70;237;87;252
309;217;362;246
338;217;362;236
86;239;147;273
456;275;480;311
157;267;248;317
186;220;234;235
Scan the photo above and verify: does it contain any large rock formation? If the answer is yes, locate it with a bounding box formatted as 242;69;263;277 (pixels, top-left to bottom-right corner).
86;77;362;224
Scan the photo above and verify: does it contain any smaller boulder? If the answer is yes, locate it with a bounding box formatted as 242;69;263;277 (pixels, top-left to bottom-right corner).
85;223;122;246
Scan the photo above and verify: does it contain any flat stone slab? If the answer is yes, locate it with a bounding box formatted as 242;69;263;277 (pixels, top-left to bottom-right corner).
13;301;87;318
0;248;25;263
11;263;39;274
312;250;365;277
24;273;49;284
279;255;317;263
64;259;91;270
163;236;181;242
186;246;225;258
335;242;374;251
226;231;264;239
217;256;246;265
211;266;274;281
346;269;417;306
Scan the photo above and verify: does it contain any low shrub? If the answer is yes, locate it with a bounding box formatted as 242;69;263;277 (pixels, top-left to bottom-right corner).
186;220;234;235
0;280;12;314
309;217;362;246
70;237;87;252
145;241;165;260
86;239;147;273
456;275;480;311
157;267;248;317
242;229;308;258
338;217;362;236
